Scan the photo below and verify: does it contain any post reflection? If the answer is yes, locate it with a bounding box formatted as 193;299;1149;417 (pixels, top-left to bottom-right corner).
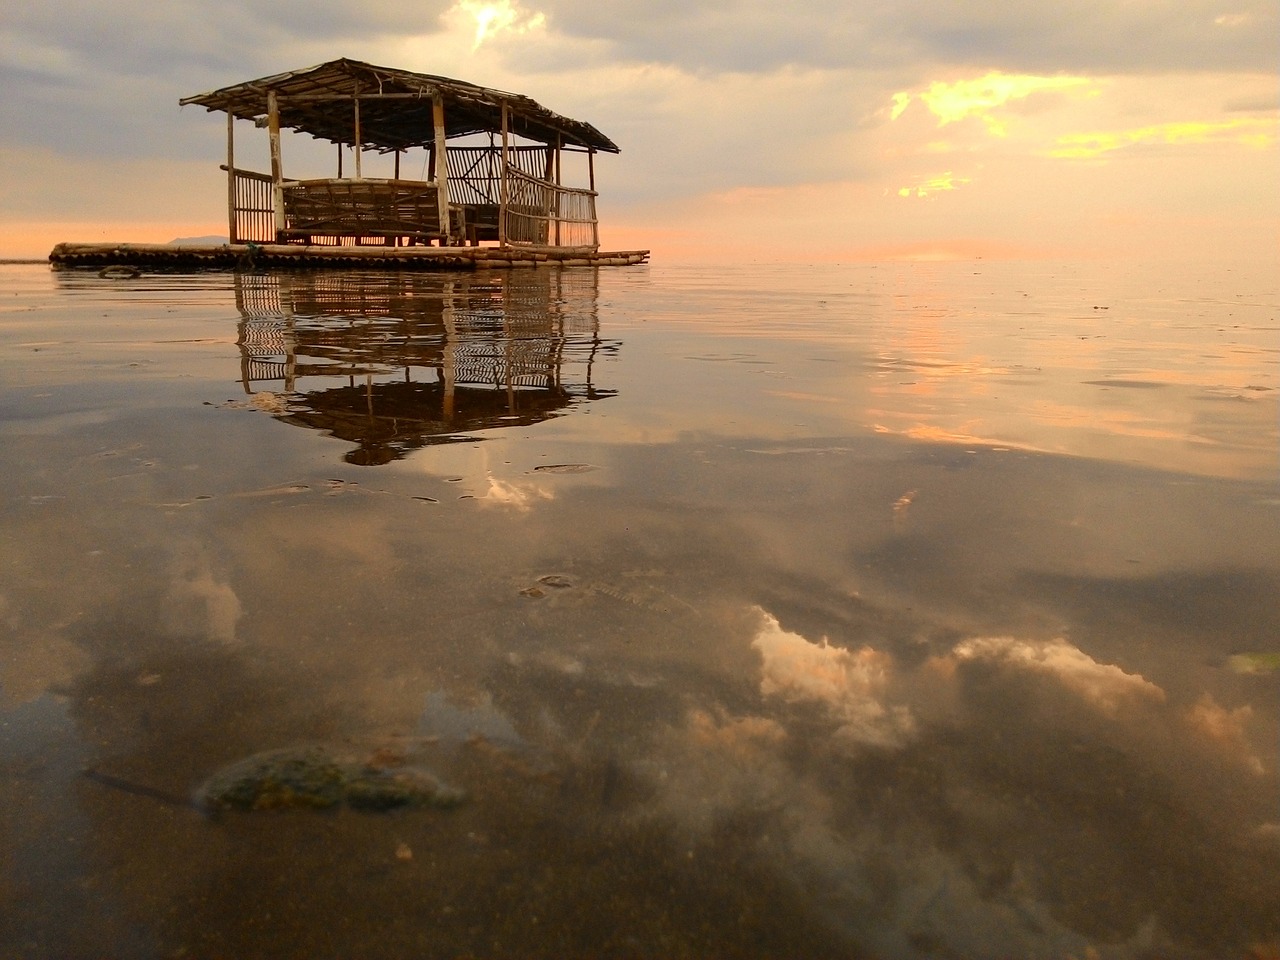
233;270;617;464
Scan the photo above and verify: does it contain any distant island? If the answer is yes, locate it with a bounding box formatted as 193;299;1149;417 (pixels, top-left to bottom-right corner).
170;236;230;245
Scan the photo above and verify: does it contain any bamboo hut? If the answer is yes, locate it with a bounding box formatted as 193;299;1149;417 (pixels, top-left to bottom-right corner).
49;59;648;270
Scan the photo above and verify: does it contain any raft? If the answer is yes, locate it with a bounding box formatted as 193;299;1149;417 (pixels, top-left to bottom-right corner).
48;241;649;271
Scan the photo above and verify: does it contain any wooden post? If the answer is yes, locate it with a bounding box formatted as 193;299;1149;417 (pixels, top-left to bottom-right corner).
499;102;510;247
433;94;450;245
267;90;285;240
226;112;236;243
394;149;400;180
588;147;598;248
353;97;362;179
337;142;343;178
442;281;456;420
554;136;562;246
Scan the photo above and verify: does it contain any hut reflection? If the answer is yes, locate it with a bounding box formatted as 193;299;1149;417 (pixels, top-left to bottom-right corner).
234;270;616;464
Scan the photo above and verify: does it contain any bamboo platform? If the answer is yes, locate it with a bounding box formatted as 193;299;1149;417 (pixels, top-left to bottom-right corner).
48;241;649;271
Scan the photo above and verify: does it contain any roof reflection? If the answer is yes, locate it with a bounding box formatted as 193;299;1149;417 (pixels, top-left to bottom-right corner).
233;270;617;464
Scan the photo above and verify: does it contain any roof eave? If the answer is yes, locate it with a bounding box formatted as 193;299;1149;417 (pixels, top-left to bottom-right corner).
179;59;620;154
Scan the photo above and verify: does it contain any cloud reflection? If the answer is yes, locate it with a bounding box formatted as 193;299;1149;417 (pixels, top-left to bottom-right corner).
951;635;1164;715
752;610;915;748
479;474;553;511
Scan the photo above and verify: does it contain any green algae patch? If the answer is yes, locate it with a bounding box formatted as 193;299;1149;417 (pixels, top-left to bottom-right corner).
1227;652;1280;675
196;746;466;815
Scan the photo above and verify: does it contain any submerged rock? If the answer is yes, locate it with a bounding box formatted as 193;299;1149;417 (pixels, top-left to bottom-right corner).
196;746;465;814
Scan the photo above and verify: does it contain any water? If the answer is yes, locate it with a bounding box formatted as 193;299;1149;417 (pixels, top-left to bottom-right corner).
1;260;1276;958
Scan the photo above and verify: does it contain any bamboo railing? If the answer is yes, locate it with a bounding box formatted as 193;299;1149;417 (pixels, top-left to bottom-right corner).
223;145;598;249
222;166;275;243
504;168;598;248
443;146;598;249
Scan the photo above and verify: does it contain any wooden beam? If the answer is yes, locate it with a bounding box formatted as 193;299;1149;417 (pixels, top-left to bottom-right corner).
433;95;450;245
226;112;237;243
243;92;439;101
267;90;285;240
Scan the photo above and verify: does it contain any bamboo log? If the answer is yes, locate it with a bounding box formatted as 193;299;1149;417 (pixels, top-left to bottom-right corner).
48;240;649;269
226;113;237;243
499;102;509;247
353;97;363;179
588;149;598;248
433;95;450;243
267;92;285;239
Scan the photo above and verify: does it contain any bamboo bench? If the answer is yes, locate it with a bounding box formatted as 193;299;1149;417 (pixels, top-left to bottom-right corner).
280;179;465;246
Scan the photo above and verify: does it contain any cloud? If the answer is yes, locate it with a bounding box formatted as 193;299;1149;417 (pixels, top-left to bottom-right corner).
951;636;1165;714
2;1;1276;261
539;0;1278;74
165;550;243;645
480;475;553;510
751;610;915;748
897;171;971;198
447;0;547;51
1184;693;1265;774
894;72;1097;136
1051;116;1278;158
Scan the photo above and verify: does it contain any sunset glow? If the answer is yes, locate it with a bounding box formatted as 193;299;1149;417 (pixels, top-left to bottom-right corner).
1051;116;1278;159
894;71;1096;135
452;0;546;50
897;172;971;198
0;2;1274;265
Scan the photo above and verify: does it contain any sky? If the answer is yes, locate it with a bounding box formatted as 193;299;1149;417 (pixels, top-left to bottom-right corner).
1;0;1276;262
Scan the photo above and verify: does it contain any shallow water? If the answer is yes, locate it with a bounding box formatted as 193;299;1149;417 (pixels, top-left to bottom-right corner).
0;260;1276;958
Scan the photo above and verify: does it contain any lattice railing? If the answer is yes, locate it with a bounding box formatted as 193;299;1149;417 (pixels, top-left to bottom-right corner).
444;146;548;205
223;166;275;243
443;146;598;248
505;168;598;248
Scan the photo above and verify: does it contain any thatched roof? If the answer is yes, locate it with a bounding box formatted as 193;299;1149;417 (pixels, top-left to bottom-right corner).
180;58;619;154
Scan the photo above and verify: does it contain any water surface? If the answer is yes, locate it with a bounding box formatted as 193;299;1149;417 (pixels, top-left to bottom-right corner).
1;260;1277;958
